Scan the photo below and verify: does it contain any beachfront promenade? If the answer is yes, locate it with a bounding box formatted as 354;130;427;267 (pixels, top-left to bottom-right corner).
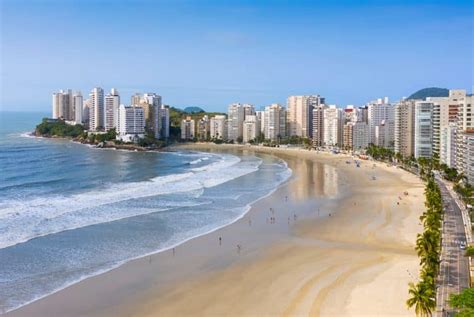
436;176;470;316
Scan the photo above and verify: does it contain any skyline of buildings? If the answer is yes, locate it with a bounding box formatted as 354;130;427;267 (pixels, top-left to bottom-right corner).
52;87;170;142
51;86;473;183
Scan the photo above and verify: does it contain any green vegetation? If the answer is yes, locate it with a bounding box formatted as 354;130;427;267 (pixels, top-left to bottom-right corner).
454;182;474;206
407;281;436;317
406;176;441;316
134;131;165;148
449;288;474;316
35;118;84;138
169;107;225;140
366;144;395;161
85;128;117;144
408;87;449;100
465;246;474;257
440;163;460;182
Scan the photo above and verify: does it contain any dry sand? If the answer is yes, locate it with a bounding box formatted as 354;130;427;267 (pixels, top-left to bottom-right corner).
8;144;424;317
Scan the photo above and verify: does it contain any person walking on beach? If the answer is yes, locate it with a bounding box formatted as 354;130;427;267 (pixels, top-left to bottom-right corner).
219;237;222;245
172;247;175;256
237;244;241;254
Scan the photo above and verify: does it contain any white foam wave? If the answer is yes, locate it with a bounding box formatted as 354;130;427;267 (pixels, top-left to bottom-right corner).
2;160;292;314
189;158;202;165
19;132;36;138
0;153;261;249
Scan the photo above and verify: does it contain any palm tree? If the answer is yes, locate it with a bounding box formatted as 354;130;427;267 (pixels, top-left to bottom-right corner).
407;281;436;316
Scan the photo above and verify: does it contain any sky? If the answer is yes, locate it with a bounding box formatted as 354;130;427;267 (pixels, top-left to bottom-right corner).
1;0;473;112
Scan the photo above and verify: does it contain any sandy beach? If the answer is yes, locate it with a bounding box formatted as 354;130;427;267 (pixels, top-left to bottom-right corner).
7;144;424;317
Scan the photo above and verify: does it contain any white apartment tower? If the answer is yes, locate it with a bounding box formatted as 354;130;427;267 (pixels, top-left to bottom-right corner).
464;134;474;184
312;104;327;148
243;104;255;118
323;105;343;147
210;115;227;140
440;123;457;168
89;87;105;131
352;122;369;150
256;111;265;134
414;101;434;159
368;99;394;147
197;115;210;140
287;95;324;138
52;89;73;120
227;103;245;141
243;115;260;143
72;92;83;124
394;99;416;158
264;104;286;141
105;88;120;131
428;89;464;158
456;94;473;179
117;105;145;142
181;116;195;140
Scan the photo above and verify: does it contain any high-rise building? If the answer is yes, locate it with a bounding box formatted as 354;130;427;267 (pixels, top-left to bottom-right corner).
197;115;210;140
117;105;145;142
464;133;474;184
357;106;369;123
312;104;327;148
89;87;105;131
368;99;394;147
440;123;457;167
323;105;343;147
243;115;260;143
344;105;357;123
227;103;245;141
352;122;369;150
394;99;416;158
343;123;353;150
130;93;142;106
264;104;286;141
428;89;464;158
243;104;255;118
157;105;170;139
83;98;91;128
287;95;324;138
105;88;120;131
374;119;394;148
139;93;164;137
210;115;227;140
181;116;195;140
256;111;265;134
414;101;434;158
52;89;73;120
72;92;83;124
456;94;473;177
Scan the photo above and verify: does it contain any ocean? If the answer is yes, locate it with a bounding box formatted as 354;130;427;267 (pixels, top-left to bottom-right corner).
0;111;292;313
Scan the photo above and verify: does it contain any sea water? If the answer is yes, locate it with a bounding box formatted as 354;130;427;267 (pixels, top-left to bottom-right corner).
0;112;291;313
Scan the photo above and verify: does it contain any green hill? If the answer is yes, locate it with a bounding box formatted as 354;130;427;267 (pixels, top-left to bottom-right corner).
408;87;449;100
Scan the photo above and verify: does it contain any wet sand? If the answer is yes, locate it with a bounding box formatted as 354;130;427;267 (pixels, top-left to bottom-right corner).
8;144;424;317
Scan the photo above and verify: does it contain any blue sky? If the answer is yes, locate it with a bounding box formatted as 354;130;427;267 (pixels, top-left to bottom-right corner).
1;0;472;112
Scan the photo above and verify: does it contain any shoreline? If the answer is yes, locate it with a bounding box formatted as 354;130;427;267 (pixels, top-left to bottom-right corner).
7;144;424;317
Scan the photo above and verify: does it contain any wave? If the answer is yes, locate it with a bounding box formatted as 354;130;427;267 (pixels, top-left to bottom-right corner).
0;153;261;250
2;159;292;314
